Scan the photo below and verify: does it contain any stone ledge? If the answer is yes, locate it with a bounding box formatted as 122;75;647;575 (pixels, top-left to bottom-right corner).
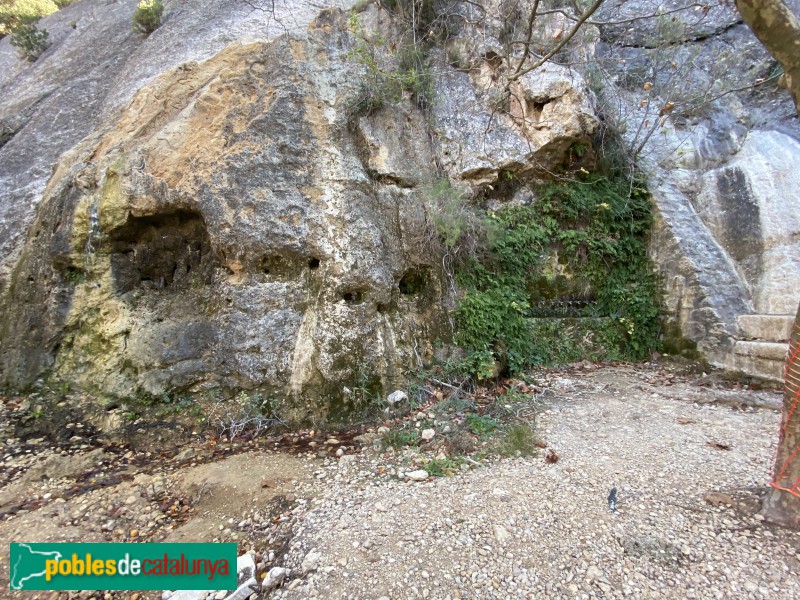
732;341;789;361
726;340;789;381
737;314;794;342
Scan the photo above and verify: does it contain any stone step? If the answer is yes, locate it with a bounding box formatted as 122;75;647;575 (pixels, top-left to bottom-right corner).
727;341;789;382
737;314;794;342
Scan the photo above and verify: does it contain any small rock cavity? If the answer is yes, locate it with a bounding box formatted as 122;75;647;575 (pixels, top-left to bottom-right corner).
109;210;214;294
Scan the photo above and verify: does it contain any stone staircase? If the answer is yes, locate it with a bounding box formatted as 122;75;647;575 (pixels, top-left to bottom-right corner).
727;314;793;382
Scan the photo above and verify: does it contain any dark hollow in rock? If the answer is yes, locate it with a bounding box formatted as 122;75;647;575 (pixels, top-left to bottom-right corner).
398;267;429;296
108;210;213;294
62;266;87;286
342;290;365;304
526;99;547;123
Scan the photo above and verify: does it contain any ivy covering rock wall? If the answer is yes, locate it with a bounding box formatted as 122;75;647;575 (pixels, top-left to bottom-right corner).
453;175;660;379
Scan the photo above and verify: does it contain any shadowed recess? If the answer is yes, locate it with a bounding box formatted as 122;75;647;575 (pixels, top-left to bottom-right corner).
108;210;214;294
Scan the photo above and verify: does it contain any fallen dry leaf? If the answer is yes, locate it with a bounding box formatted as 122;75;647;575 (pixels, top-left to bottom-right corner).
677;417;695;425
704;491;734;507
707;441;732;451
545;449;560;464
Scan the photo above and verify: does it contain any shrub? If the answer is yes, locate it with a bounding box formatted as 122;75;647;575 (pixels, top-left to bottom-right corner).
0;0;59;37
423;456;460;477
466;413;498;437
426;178;496;267
380;427;421;449
10;23;49;61
132;0;163;35
348;10;435;111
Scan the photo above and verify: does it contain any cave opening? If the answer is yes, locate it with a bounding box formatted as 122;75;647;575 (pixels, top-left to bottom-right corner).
109;210;213;294
398;267;429;296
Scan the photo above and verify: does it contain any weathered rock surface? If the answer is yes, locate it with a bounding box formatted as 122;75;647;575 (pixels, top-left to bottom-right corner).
648;178;753;362
430;60;597;185
0;2;599;416
20;447;106;484
2;0;800;405
693;131;800;316
0;0;350;289
432;0;800;375
595;0;741;48
0;11;451;419
596;2;800;373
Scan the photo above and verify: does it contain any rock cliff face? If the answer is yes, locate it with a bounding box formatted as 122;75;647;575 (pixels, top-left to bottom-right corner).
0;2;602;414
593;0;800;376
1;0;799;417
431;0;800;377
0;11;451;420
430;60;597;184
0;0;350;289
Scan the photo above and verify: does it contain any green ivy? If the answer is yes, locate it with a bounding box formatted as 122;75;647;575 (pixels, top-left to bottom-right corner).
454;174;660;378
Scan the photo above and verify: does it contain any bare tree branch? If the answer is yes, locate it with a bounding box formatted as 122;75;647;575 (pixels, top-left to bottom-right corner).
512;0;541;75
532;2;714;27
508;0;605;82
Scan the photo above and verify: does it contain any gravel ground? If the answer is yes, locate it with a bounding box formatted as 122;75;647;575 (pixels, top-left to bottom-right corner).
2;364;799;599
275;366;800;599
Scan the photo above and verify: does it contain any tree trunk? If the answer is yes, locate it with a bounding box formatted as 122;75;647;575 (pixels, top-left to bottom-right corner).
736;0;800;116
762;302;800;527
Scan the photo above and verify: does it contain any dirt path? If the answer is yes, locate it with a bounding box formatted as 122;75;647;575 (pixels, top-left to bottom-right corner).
275;366;800;599
2;364;799;599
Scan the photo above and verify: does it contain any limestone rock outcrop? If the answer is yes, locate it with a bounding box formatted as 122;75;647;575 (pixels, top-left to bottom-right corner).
595;0;800;377
3;0;799;415
0;2;600;416
431;60;597;185
1;12;450;420
0;0;349;288
693;131;800;317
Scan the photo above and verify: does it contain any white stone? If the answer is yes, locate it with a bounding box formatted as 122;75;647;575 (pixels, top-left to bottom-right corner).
387;390;408;405
421;428;435;441
586;565;602;581
302;550;321;574
492;524;512;545
405;470;429;481
237;551;256;576
263;567;287;592
492;488;512;501
167;592;211;600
